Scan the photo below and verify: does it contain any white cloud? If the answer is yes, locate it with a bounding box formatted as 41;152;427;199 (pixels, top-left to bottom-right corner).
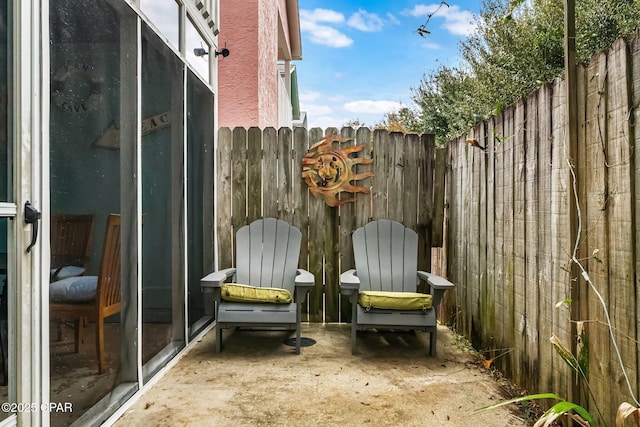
307;115;354;130
301;96;398;129
303;23;353;48
300;9;353;48
343;100;404;115
300;8;345;24
303;103;334;117
442;6;476;36
405;4;440;17
404;3;476;36
386;13;402;26
347;9;385;32
421;41;440;50
300;92;346;114
299;90;323;102
299;102;350;128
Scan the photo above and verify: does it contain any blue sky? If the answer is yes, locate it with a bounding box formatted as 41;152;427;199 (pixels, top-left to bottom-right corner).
295;0;481;129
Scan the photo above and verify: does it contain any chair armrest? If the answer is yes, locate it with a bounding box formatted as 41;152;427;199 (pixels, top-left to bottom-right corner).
340;269;360;296
295;269;314;287
417;271;455;290
417;271;454;307
200;268;236;289
294;269;314;302
200;269;236;312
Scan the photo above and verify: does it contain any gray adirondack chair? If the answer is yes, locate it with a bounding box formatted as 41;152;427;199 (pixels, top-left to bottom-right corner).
340;219;454;356
201;218;314;354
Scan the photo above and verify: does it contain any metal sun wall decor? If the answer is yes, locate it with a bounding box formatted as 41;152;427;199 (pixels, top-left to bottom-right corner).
301;135;373;207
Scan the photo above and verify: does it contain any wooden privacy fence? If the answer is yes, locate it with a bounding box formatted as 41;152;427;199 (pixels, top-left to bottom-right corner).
441;31;640;425
216;126;439;322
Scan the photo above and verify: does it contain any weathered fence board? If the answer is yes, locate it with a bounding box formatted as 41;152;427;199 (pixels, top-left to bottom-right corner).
445;138;461;323
432;147;446;247
536;83;554;394
485;118;496;342
354;127;373;227
372;131;388;219
512;99;526;385
277;127;293;224
389;133;405;222
633;29;640;420
337;126;356;321
442;29;640;427
404;134;419;228
418;135;434;274
306;128;327;322
584;52;612;417
493;112;506;360
217;127;233;269
606;38;637;423
524;89;540;393
292;127;309;265
247;127;262;223
263;127;278;218
466;135;478;339
450;136;464;330
503;104;515;375
476;124;488;347
550;76;571;399
231;127;247;257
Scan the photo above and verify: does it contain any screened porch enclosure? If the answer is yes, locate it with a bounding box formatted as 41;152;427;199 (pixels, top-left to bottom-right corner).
48;1;215;424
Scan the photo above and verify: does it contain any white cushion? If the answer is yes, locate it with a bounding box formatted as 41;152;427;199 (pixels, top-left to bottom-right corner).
49;276;97;303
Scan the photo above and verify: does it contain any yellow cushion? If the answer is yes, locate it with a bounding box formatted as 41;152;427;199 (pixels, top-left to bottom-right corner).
358;291;432;311
221;283;292;304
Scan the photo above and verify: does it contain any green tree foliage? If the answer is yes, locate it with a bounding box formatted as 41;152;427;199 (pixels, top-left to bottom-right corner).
407;0;640;145
576;0;640;62
462;0;565;109
375;107;422;133
343;118;368;129
412;65;487;144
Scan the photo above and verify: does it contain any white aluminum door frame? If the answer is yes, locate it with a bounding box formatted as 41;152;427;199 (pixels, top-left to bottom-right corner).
7;0;50;426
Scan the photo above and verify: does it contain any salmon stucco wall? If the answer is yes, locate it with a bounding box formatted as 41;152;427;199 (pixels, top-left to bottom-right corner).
219;0;286;128
218;0;259;127
258;0;278;127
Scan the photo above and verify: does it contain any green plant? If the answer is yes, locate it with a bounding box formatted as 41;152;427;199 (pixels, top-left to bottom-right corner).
521;400;539;424
477;332;595;426
479;392;593;426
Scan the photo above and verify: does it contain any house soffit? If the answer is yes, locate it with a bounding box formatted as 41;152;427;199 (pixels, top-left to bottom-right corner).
284;0;302;60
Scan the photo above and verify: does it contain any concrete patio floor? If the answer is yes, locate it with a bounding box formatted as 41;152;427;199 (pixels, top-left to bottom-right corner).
115;323;530;426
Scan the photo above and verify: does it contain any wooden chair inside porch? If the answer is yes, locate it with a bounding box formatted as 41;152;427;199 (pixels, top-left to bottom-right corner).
49;214;95;349
50;214;95;273
50;214;122;374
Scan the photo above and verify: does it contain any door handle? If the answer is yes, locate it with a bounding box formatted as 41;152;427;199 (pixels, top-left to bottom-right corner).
24;201;41;253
